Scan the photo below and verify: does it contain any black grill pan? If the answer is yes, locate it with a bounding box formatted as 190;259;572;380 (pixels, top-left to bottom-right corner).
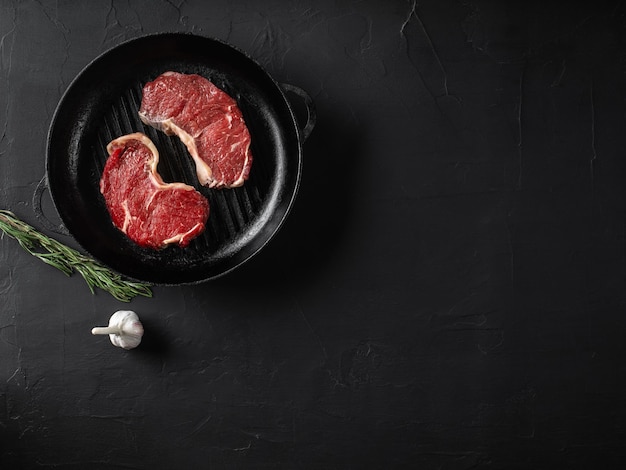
45;33;315;284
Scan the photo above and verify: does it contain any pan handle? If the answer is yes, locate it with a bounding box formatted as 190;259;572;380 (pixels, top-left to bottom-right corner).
33;175;70;236
280;83;316;142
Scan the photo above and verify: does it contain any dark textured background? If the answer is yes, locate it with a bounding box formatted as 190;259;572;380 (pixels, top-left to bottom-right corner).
2;0;626;468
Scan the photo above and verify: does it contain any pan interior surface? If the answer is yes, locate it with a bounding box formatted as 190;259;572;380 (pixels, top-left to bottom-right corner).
47;34;301;284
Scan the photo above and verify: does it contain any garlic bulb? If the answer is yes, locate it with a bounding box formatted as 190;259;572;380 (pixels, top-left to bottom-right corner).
91;310;144;350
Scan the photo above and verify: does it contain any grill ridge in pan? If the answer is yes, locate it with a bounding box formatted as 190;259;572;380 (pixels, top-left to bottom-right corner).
46;33;308;284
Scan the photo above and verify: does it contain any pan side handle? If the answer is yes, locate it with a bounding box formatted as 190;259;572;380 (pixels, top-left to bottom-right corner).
33;175;70;236
280;83;316;142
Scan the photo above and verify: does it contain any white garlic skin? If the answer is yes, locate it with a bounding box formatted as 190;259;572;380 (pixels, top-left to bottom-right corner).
110;310;144;349
92;310;144;350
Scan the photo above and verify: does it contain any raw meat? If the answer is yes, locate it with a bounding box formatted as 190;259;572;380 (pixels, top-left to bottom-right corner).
138;71;253;189
100;133;209;249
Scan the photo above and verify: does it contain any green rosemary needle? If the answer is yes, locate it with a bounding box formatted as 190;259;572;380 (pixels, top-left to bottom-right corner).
0;210;152;302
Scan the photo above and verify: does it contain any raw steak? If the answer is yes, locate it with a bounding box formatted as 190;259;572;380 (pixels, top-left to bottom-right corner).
100;133;209;249
138;72;253;189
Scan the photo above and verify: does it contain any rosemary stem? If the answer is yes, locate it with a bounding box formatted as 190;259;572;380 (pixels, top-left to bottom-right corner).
0;210;152;302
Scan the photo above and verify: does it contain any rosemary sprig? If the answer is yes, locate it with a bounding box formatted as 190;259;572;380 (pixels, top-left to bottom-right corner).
0;210;152;302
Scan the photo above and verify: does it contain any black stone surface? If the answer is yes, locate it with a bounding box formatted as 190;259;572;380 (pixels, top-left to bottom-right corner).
2;0;626;468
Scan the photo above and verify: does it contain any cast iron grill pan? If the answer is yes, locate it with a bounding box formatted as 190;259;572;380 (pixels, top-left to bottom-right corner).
46;33;309;284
